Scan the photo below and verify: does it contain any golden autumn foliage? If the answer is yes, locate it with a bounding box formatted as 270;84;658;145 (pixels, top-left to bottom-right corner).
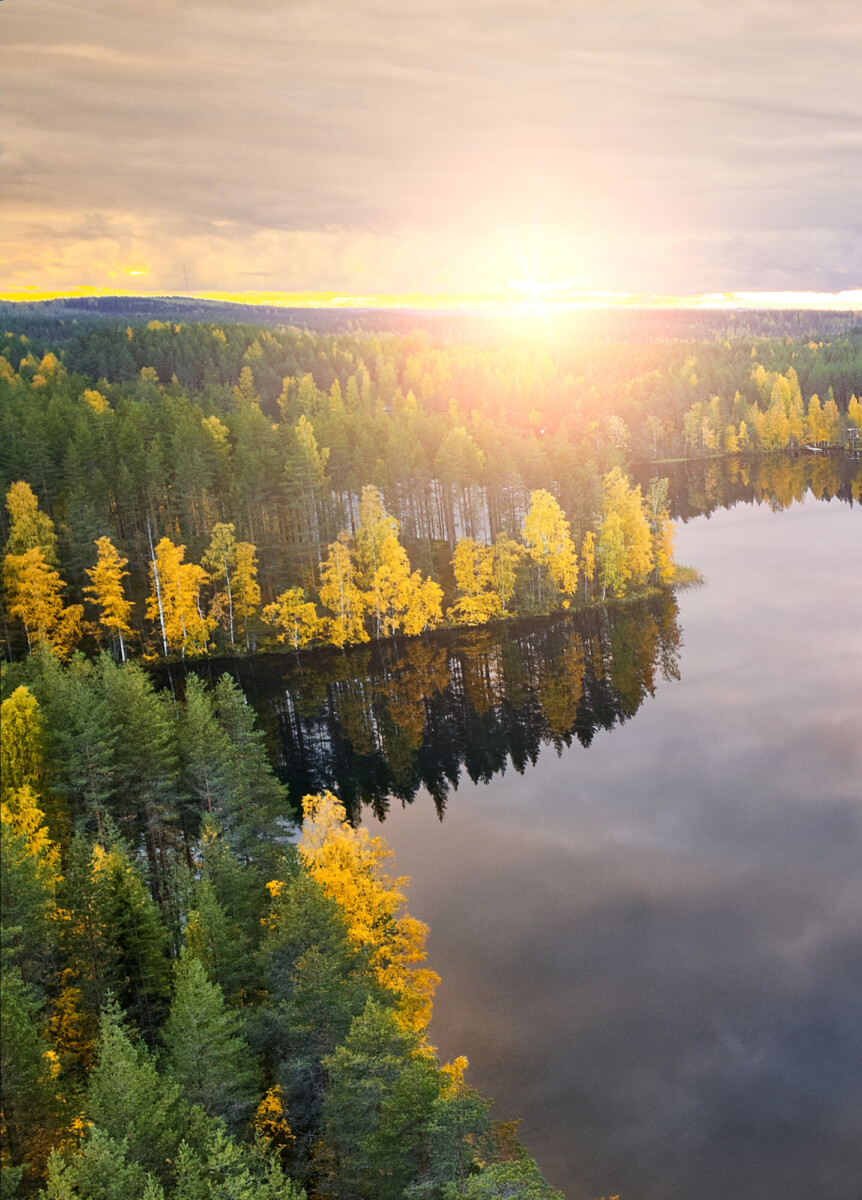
4;481;58;562
3;548;83;659
146;536;213;656
450;538;500;625
1;686;45;801
3;483;82;657
298;791;438;1035
263;587;322;650
597;469;654;599
48;976;98;1076
1;784;60;879
84;537;134;660
581;530;596;600
82;389;109;414
354;485;443;639
202;522;261;648
318;533;369;648
254;1086;294;1156
521;489;579;604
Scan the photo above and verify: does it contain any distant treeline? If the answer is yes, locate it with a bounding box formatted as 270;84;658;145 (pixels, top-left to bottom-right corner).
3;295;862;345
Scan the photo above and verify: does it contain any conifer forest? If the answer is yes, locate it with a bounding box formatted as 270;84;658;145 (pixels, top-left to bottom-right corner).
2;306;861;1200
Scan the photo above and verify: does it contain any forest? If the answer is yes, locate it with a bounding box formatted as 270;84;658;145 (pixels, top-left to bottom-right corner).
2;318;860;663
2;655;567;1199
2;309;861;1200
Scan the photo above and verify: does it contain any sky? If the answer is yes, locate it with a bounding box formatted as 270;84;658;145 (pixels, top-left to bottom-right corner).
2;0;861;306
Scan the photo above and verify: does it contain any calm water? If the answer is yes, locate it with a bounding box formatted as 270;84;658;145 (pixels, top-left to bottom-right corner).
214;457;862;1199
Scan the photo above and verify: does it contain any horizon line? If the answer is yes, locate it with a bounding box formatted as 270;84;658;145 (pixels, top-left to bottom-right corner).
2;286;861;313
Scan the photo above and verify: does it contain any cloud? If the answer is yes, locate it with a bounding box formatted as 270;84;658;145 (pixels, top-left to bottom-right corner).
2;0;860;294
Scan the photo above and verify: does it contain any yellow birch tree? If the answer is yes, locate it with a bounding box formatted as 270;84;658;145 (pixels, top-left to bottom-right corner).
1;686;44;802
580;530;595;601
298;791;438;1035
84;537;134;661
3;548;83;658
4;481;58;562
521;489;579;609
319;533;369;648
597;469;654;597
263;587;321;650
449;538;500;626
145;537;213;656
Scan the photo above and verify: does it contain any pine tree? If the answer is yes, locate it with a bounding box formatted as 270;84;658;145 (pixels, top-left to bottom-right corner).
176;675;234;823
451;1157;564;1200
162;950;257;1127
213;674;288;860
183;878;248;1003
85;1003;197;1186
315;999;420;1200
1;784;59;987
171;1124;304;1200
42;1129;153;1200
0;964;65;1187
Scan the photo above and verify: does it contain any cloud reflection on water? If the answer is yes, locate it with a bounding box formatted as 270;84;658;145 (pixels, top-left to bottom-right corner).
372;498;862;1199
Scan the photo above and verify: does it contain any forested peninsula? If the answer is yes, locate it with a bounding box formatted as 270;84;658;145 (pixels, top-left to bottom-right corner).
2;317;860;662
2;308;861;1199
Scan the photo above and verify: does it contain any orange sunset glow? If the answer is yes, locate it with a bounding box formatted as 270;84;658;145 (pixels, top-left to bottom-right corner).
2;1;860;306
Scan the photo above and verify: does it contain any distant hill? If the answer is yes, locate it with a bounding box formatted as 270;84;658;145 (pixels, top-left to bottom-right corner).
2;294;861;344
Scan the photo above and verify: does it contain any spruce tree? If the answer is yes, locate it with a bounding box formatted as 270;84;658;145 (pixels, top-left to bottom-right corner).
162;949;257;1128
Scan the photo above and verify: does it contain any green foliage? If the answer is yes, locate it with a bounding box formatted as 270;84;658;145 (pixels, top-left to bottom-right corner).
172;1126;305;1200
211;675;288;862
85;1003;202;1186
0;964;62;1176
12;317;857;663
259;868;381;1138
316;999;420;1198
42;1130;153;1200
162;950;257;1127
443;1158;563;1200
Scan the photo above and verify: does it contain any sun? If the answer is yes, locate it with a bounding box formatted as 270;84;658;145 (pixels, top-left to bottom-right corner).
505;276;561;319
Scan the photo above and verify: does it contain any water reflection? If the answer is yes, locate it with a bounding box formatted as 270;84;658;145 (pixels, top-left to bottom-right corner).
169;456;861;1200
632;449;862;521
233;593;682;820
371;495;862;1200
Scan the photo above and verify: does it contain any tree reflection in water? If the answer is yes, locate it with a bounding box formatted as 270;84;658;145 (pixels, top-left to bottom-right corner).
184;451;860;825
234;591;683;822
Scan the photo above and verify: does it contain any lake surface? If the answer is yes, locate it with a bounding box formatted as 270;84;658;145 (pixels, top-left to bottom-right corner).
214;456;862;1199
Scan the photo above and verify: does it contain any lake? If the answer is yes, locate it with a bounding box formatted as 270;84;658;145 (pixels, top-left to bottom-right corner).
212;455;862;1199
